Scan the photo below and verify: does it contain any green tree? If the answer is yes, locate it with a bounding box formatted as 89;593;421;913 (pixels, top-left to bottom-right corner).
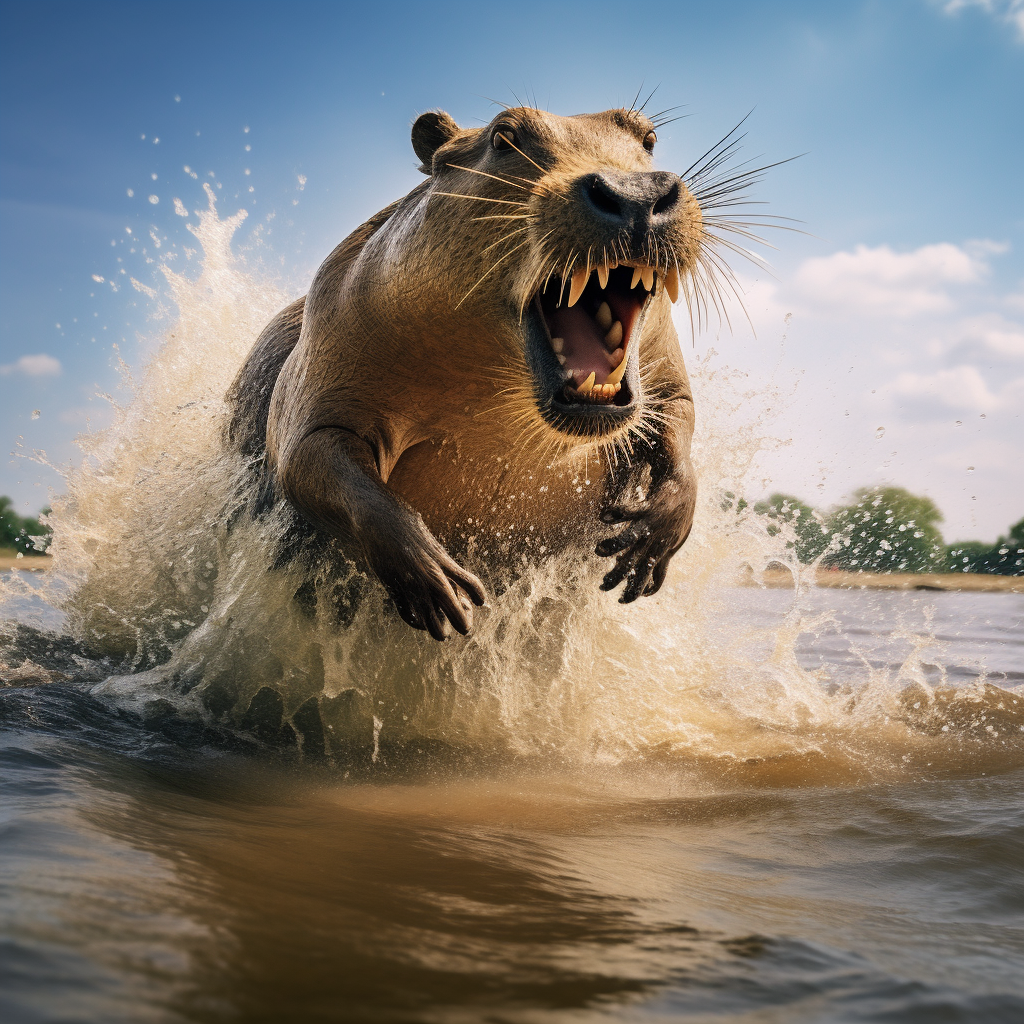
1009;518;1024;547
946;517;1024;576
753;492;830;563
823;486;945;573
0;496;52;555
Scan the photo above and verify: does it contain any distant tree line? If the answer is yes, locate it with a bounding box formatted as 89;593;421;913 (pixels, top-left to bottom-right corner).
0;496;52;555
3;488;1022;575
745;486;1023;576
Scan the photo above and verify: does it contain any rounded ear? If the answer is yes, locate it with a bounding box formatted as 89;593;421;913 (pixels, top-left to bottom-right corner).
411;111;460;174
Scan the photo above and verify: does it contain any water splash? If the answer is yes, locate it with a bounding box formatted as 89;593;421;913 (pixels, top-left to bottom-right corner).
1;192;1021;784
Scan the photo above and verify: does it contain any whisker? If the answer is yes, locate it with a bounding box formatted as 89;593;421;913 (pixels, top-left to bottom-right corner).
470;214;534;222
628;82;645;115
433;192;527;207
680;112;754;181
446;163;534;193
638;84;660;114
494;132;556;182
691;155;805;205
455;238;532;309
480;226;531;255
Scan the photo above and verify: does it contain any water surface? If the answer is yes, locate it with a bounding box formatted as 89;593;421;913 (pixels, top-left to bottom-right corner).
3;587;1022;1024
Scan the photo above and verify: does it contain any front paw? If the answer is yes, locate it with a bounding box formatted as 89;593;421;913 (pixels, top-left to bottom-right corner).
595;473;695;603
366;519;487;641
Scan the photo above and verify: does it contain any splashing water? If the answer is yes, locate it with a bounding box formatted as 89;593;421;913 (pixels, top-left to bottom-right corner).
2;191;1021;785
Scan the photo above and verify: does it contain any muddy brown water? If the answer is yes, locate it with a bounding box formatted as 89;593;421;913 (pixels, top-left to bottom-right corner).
2;584;1022;1024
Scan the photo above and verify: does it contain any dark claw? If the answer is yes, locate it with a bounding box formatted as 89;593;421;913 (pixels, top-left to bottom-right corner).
422;602;449;642
621;555;657;603
600;550;634;591
599;505;637;524
400;603;427;632
644;558;669;596
595;531;636;558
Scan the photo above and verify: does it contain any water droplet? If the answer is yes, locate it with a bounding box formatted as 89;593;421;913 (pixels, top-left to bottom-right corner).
967;466;975;473
875;426;885;439
148;195;159;204
30;409;40;420
955;420;962;427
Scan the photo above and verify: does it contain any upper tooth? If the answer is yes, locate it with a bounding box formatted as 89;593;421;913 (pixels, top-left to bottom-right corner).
595;302;612;330
607;347;624;368
597;263;610;289
631;267;643;289
604;320;622;347
641;266;654;291
568;267;588;307
556;353;566;365
664;267;680;303
551;336;564;353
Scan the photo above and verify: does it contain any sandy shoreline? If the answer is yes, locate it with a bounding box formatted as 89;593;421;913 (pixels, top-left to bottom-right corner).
0;554;52;573
742;566;1024;593
2;552;1021;592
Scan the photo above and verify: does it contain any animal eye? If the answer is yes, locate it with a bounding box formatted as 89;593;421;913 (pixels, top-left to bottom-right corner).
643;130;657;153
492;126;515;150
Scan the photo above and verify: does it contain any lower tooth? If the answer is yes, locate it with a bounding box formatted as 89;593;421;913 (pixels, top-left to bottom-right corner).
556;353;566;365
607;347;624;368
605;321;622;347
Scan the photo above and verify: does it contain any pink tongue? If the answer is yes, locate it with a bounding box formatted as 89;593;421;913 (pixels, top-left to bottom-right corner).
546;305;613;386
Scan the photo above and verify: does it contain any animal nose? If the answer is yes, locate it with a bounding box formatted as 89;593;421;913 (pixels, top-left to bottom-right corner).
582;171;682;230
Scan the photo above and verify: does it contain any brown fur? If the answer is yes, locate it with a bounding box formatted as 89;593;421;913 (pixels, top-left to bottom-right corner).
228;107;703;639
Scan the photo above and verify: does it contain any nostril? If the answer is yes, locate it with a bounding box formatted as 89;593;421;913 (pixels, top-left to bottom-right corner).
588;177;622;219
652;180;680;216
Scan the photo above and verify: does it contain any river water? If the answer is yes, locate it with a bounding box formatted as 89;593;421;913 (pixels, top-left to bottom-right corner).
3;584;1022;1024
2;194;1023;1022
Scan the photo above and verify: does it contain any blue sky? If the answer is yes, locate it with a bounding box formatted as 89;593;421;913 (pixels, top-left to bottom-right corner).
2;0;1022;541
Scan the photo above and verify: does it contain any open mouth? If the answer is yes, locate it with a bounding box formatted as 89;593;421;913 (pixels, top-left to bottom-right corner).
539;264;656;407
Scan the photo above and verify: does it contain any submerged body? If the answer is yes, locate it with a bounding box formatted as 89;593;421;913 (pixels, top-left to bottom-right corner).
229;106;703;638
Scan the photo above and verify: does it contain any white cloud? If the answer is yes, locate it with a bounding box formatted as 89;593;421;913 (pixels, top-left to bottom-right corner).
889;364;1016;413
974;325;1024;359
915;313;1024;365
793;242;988;316
938;0;1024;40
0;353;62;377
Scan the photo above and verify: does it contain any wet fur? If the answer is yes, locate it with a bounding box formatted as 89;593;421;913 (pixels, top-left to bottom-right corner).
227;106;702;639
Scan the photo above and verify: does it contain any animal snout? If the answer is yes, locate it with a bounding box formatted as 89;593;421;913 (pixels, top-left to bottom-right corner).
582;171;682;233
